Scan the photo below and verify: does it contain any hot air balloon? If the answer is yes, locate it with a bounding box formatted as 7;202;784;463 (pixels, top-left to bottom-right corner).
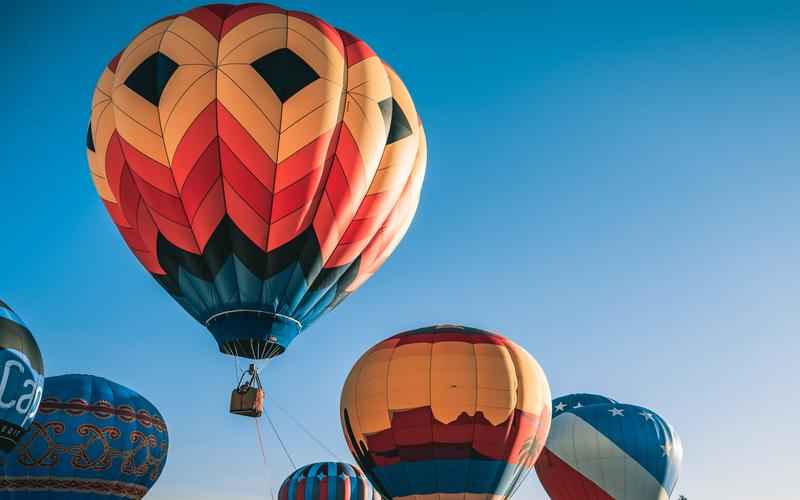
552;393;617;415
535;402;682;500
86;3;427;363
278;462;381;500
0;374;169;499
340;325;551;499
0;301;44;453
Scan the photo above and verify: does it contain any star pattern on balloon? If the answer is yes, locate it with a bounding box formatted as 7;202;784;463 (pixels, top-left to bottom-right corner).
537;401;683;500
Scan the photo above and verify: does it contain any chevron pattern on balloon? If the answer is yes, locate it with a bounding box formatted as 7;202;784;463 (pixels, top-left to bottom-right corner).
87;4;427;358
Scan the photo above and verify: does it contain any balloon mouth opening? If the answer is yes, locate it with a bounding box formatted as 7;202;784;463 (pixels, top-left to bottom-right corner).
221;339;285;359
206;310;301;360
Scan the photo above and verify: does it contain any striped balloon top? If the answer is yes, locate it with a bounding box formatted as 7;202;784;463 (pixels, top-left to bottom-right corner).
278;462;381;500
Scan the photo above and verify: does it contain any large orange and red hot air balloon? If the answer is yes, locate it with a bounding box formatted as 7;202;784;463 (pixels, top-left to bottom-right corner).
86;3;427;359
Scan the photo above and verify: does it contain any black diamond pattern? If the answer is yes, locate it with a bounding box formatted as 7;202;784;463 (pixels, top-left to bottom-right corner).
251;48;319;103
124;52;179;106
378;98;413;145
378;98;393;137
86;123;95;152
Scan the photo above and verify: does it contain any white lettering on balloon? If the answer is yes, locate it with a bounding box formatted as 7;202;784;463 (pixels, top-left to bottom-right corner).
20;384;43;426
0;359;42;424
0;360;23;409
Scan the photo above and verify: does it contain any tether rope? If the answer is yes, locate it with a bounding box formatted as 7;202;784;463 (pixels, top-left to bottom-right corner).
255;418;268;465
254;419;275;500
265;412;296;470
265;394;343;461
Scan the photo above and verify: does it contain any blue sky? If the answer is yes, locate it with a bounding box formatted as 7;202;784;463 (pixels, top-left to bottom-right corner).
3;1;799;498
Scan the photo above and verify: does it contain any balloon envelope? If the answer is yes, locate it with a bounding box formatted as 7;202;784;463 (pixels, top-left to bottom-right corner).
0;374;169;499
535;403;682;500
0;301;44;453
278;462;380;500
552;393;617;415
340;325;551;499
86;3;427;359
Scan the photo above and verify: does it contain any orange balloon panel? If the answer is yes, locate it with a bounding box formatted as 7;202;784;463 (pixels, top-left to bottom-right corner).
340;325;552;499
86;4;426;359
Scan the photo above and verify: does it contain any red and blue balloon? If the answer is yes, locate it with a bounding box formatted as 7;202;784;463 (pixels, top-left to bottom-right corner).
279;462;380;500
537;394;683;500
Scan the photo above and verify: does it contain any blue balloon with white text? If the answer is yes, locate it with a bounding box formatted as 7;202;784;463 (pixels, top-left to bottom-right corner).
0;301;44;453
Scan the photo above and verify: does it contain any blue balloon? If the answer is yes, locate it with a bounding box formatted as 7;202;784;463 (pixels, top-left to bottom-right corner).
0;301;44;453
0;374;168;499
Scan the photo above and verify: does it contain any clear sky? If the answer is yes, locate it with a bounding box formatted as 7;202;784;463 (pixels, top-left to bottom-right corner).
3;1;799;499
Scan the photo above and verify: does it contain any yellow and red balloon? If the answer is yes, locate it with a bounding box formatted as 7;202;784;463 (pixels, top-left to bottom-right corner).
340;325;552;499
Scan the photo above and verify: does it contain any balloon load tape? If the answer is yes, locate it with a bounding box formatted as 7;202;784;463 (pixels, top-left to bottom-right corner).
230;364;265;418
207;310;298;360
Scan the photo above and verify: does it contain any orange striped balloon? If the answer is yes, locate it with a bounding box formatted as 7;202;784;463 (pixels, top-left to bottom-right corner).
340;325;552;499
86;4;427;359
